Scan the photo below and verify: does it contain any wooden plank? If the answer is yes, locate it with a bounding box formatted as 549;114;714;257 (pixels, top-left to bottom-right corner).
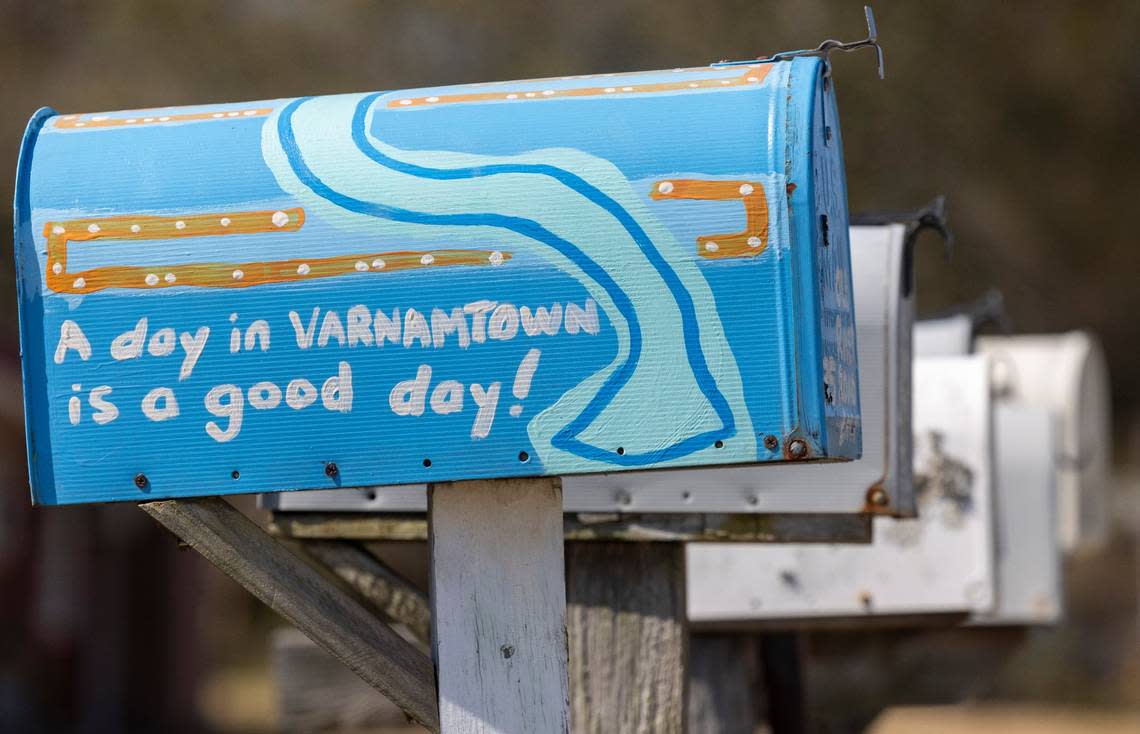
566;542;687;733
269;627;421;734
139;497;440;732
272;511;871;544
687;634;762;734
429;478;569;733
302;540;432;646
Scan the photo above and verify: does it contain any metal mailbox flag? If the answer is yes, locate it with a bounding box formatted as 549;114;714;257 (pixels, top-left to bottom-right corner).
15;58;859;505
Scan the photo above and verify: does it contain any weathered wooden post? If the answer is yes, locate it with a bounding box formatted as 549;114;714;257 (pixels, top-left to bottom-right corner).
13;18;871;728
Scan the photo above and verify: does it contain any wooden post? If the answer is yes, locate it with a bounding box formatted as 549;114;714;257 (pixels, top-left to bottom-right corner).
566;542;687;733
140;497;440;732
688;634;762;734
429;477;570;733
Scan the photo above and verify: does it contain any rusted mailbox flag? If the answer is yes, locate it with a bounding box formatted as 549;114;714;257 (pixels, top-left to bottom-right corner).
15;58;859;504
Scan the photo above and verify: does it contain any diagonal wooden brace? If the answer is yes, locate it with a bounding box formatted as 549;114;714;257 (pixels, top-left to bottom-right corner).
139;497;440;733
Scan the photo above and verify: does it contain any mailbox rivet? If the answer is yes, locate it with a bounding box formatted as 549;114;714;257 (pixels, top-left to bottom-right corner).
788;438;808;459
134;473;148;489
324;462;339;478
763;435;779;451
868;487;889;507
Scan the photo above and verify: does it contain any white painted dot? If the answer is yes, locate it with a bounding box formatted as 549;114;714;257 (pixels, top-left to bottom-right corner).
354;260;368;271
271;211;289;227
398;99;412;106
87;223;100;234
130;224;141;233
720;80;731;85
145;273;159;286
164;273;176;283
420;253;435;265
232;270;244;281
174;220;186;230
426;96;439;102
604;87;616;93
92;116;108;121
672;68;683;73
506;94;518;100
739;183;754;195
747;76;759;83
489;250;504;265
73;277;86;288
226;112;239;118
748;236;762;248
74;123;86;127
621;86;633;91
62;115;77;120
658;181;674;194
52;262;62;274
525;92;536;98
51;225;65;235
219;217;231;227
211;113;224;118
159;116;171;121
688;83;699;88
242;110;256;116
372;258;386;270
509;405;522;417
542;90;555;96
143;117;154;122
126;118;137;123
705;241;720;252
297;263;310;275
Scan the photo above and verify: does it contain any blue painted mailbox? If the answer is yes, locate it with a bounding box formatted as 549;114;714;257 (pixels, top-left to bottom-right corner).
15;57;859;504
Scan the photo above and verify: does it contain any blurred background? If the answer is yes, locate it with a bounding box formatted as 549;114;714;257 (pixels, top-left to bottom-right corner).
0;1;1137;732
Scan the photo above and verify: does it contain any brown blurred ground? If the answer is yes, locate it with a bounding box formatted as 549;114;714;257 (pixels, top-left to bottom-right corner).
1;2;1138;732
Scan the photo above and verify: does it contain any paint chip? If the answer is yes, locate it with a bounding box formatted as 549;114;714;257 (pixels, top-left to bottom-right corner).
211;113;224;118
242;110;256;116
688;83;699;88
271;211;289;227
747;76;759;83
159;116;171;121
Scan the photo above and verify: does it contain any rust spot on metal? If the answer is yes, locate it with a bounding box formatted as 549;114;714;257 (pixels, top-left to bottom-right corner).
786;182;797;196
783;437;810;460
861;482;895;515
763;434;779;451
134;473;149;490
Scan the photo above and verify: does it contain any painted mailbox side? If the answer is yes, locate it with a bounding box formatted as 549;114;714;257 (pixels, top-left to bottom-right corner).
15;58;858;505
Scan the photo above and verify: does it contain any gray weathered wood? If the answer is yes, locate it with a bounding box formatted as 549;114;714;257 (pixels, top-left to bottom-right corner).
270;627;421;734
140;497;439;732
687;634;762;734
303;540;432;647
429;478;570;733
566;542;687;734
272;511;870;544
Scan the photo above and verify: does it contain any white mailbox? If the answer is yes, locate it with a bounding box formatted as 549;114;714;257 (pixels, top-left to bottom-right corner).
262;224;916;516
976;333;1113;553
687;356;996;622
